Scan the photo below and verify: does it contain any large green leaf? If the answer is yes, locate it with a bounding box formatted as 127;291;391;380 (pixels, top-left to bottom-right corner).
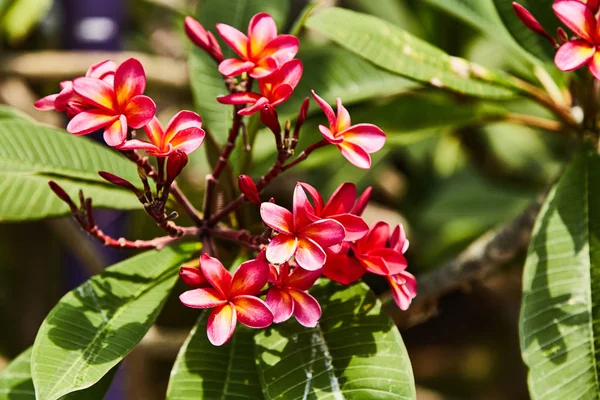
0;105;33;121
167;314;263;400
520;145;600;399
189;0;289;144
305;7;520;100
31;243;199;400
0;348;116;400
0;119;142;221
255;281;416;399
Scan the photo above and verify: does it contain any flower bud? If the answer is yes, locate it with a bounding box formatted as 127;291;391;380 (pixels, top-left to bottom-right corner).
179;266;208;288
98;171;138;192
184;16;224;62
166;150;189;183
238;174;261;206
512;2;557;46
48;181;78;213
260;105;281;135
557;27;568;44
297;97;310;127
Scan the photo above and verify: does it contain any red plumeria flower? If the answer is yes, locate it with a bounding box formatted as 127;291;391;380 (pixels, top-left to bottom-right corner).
118;111;205;156
297;182;369;241
66;58;156;147
385;225;417;310
266;263;322;327
179;254;273;346
216;12;299;78
322;222;408;285
217;59;303;115
552;0;600;79
311;91;386;170
35;60;116;118
260;185;345;271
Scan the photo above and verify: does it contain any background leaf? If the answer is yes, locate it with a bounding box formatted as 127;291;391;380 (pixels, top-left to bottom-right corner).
255;281;416;399
167;313;263;400
31;243;199;400
1;0;53;44
520;145;600;399
305;7;520;100
0;119;142;221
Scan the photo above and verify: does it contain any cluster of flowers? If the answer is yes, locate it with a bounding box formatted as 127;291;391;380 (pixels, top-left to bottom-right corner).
180;181;416;345
513;0;600;79
35;11;416;346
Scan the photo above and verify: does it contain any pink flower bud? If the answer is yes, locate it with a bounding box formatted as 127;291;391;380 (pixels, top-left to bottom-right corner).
238;174;260;206
557;27;568;44
512;2;557;46
260;105;281;135
179;266;208;288
98;171;138;192
166;150;188;183
48;181;78;212
184;16;223;62
297;97;310;127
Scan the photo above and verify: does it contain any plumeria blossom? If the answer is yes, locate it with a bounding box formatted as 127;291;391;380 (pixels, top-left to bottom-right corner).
184;16;223;62
266;262;322;327
311;91;386;169
385;225;417;310
217;59;303;115
179;254;273;346
260;185;345;271
34;60;116;118
216;12;299;78
66;58;156;147
297;182;369;241
118;111;205;156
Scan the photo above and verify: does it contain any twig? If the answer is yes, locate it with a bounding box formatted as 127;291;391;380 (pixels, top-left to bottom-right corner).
384;199;542;330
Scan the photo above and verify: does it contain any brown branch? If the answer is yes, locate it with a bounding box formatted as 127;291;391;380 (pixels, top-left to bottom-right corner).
385;199;542;330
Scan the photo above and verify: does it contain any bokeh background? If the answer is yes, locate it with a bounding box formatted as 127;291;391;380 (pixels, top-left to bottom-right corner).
0;0;572;398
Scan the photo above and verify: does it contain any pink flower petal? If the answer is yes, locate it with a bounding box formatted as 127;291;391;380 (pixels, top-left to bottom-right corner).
142;117;164;148
311;90;336;129
297;219;345;248
249;56;279;79
184;16;210;50
67;110;117;135
72;77;117;112
260;35;300;64
322;182;357;216
266;234;298;265
115;58;147;109
179;266;208;288
285;267;322;291
103;114;128;147
358;254;390;275
338;141;372;169
216;23;249;59
238;97;269;115
218;58;255;77
341;124;386;153
248;12;277;57
207;303;237;346
266;288;294;323
269;84;294;106
589;51;600;80
163;110;203;144
369;248;408;275
117;138;160;153
217;92;261;105
297;182;324;215
387;272;417;311
555;40;595;71
289;289;322;328
199;254;232;299
319;125;343;144
335;98;351;132
293;184;316;230
330;213;369;241
295;237;327;271
553;0;595;43
359;221;390;251
390;225;409;254
352;186;372;216
230;258;270;297
179;288;227;308
170;127;206;155
231;295;274;328
260;202;294;233
123;95;156;129
323;252;365;285
86;60;116;80
34;94;58;110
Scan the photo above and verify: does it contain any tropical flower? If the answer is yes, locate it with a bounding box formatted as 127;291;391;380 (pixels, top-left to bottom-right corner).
184;16;223;61
217;59;303;115
66;58;156;147
385;225;417;311
179;254;273;346
216;12;299;78
34;60;116;118
260;185;345;271
311;90;386;169
298;182;369;241
117;111;205;156
266;262;322;326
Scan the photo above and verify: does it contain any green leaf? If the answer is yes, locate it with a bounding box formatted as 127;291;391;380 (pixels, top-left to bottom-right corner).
167;314;263;400
305;7;520;100
520;144;600;399
1;0;53;43
0;105;33;121
289;1;319;37
0;348;116;400
345;0;422;34
31;243;199;400
0;120;141;221
189;0;289;143
255;281;416;399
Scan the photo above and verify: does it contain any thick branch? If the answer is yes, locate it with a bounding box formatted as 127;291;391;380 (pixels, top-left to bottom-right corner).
386;199;542;330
